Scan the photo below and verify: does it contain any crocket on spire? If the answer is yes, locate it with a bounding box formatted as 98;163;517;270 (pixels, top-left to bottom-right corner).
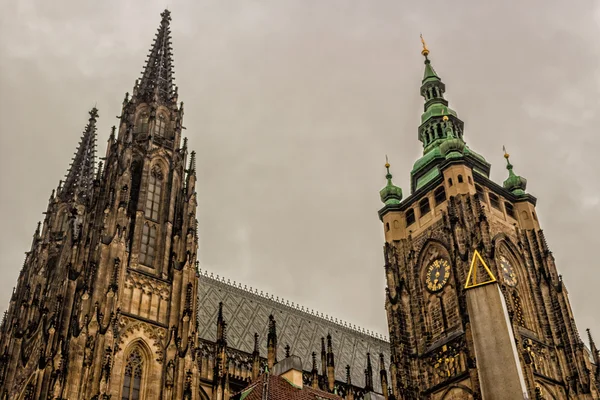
60;107;98;202
137;9;176;105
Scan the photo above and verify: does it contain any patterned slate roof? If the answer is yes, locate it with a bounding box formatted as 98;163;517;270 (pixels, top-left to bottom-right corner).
197;270;391;392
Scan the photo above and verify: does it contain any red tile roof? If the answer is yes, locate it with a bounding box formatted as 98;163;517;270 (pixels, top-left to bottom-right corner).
233;374;343;400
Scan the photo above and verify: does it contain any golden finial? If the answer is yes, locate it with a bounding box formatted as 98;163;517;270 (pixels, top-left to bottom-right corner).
385;155;390;169
442;106;449;122
420;34;429;57
503;145;510;159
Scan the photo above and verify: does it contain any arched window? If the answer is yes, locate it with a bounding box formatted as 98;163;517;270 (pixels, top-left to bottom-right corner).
145;167;163;221
140;224;157;267
122;348;144;400
134;112;149;134
419;197;431;216
467;176;473;185
457;175;464;183
406;209;416;227
385;222;390;232
448;178;453;187
434;186;447;206
155;114;167;137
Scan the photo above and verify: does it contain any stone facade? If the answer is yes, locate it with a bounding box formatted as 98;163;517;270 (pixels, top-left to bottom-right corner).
1;9;599;400
378;41;600;399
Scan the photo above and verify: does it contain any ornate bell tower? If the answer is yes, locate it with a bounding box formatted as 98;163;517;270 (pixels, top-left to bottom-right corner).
0;10;201;400
378;38;600;400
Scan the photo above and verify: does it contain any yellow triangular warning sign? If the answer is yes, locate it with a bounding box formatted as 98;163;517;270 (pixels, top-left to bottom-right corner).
464;250;497;289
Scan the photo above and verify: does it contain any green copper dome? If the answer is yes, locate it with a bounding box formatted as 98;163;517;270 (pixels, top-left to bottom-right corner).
380;161;403;205
502;150;527;196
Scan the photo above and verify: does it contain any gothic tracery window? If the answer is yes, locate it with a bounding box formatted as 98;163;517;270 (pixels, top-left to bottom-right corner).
155;114;167;137
140;223;157;267
145;167;163;221
122;348;144;400
135;112;149;135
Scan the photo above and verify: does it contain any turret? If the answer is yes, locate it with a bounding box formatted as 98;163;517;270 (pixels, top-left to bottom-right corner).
502;147;528;196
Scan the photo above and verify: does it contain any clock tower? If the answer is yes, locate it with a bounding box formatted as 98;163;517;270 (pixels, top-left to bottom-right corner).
378;39;600;399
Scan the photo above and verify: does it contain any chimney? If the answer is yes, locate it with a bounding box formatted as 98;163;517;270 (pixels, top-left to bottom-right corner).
272;354;304;389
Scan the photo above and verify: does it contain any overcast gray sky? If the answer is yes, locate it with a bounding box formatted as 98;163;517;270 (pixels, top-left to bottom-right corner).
1;0;598;345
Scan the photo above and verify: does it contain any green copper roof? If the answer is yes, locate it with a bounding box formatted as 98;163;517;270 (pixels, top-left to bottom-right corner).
502;150;527;196
422;59;440;83
380;161;403;205
421;104;457;124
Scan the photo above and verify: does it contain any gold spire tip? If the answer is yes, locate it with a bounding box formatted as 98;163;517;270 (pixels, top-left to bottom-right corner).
385;155;390;169
503;145;509;159
420;34;429;57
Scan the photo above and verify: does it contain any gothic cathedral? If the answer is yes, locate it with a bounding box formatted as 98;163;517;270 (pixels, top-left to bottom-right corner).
379;40;600;399
0;10;200;400
0;10;598;400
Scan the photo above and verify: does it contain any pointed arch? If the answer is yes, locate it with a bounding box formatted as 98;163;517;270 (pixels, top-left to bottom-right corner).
417;240;461;342
493;234;537;333
440;384;474;399
198;386;210;400
121;340;152;400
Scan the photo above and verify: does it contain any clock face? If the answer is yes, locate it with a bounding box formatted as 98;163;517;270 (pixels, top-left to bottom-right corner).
425;259;451;292
499;255;517;287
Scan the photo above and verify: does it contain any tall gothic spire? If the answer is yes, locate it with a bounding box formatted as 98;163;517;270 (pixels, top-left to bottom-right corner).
407;37;490;193
60;107;98;202
417;35;464;151
136;9;176;105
